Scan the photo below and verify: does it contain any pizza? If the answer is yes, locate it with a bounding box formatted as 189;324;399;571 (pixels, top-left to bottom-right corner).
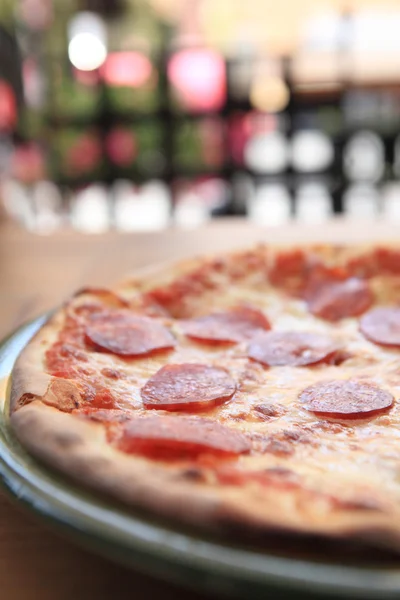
8;243;400;553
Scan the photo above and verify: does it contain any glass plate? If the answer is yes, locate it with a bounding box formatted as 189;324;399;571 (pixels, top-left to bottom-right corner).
0;317;400;599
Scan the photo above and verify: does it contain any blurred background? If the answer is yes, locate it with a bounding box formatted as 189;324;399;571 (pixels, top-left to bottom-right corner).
1;0;400;233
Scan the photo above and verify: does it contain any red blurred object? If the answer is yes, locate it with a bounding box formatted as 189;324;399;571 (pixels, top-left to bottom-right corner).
0;80;17;131
106;128;137;166
66;133;102;175
12;144;45;183
101;52;153;87
168;49;226;112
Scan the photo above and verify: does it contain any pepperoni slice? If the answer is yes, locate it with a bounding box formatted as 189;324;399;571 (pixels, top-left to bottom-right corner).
305;277;373;321
141;363;237;411
375;248;400;274
345;249;400;278
360;307;400;347
268;249;310;292
181;306;270;344
300;380;394;419
116;414;250;459
85;311;175;357
248;331;339;367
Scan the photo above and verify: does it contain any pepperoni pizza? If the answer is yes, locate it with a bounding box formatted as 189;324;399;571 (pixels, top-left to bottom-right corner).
9;244;400;552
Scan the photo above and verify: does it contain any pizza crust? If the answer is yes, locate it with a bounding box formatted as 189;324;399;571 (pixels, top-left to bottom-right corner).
10;319;57;411
11;400;400;552
8;243;400;553
11;401;222;527
9;310;82;413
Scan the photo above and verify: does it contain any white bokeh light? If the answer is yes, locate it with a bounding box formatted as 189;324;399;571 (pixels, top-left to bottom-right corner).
68;33;107;71
301;11;342;52
247;183;291;226
71;185;110;233
291;131;334;172
343;184;380;219
382;183;400;221
344;131;384;182
352;10;400;54
68;12;107;71
295;182;332;223
114;180;171;231
244;132;288;174
174;195;210;229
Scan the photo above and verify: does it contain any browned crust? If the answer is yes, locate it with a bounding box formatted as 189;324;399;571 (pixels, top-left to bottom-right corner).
9;307;88;413
10;314;58;412
11;401;222;527
8;241;400;552
11;400;400;551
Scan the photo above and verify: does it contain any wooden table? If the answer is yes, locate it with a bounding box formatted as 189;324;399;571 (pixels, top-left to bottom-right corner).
0;217;399;599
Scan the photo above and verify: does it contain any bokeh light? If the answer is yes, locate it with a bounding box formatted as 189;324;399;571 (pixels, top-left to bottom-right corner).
291;131;334;172
244;131;289;174
106;128;137;166
68;33;107;72
0;81;17;131
250;78;289;113
344;131;384;182
168;48;226;112
102;52;153;87
68;13;107;71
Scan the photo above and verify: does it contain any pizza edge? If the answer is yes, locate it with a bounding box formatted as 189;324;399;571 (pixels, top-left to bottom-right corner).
11;400;400;552
8;242;400;552
115;240;395;293
9;312;61;413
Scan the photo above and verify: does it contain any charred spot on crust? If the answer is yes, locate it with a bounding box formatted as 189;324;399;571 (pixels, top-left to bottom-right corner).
101;367;121;380
248;432;295;457
53;430;83;449
230;411;249;422
336;497;386;512
253;403;286;420
14;392;35;410
262;439;295;456
307;421;347;434
179;467;208;482
45;379;83;412
73;408;131;423
280;429;313;444
264;466;298;479
59;344;75;358
328;350;352;366
59;344;88;362
210;258;226;271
